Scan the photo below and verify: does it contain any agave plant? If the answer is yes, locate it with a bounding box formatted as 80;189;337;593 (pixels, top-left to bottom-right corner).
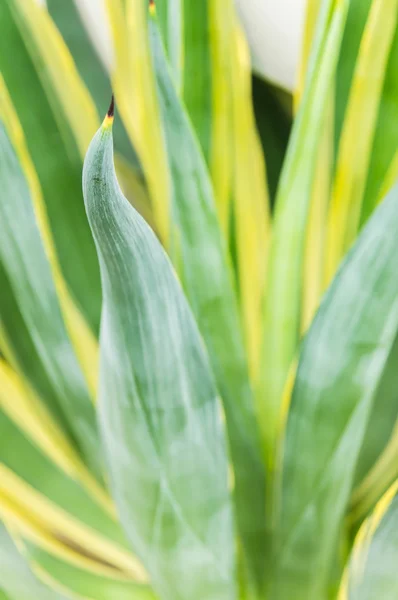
0;0;398;598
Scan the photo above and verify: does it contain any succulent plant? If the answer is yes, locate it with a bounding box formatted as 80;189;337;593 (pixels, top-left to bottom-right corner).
0;0;397;599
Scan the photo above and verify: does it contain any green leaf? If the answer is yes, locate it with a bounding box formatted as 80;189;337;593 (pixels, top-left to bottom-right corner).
257;0;350;459
0;0;101;331
360;25;398;223
180;0;212;161
0;128;99;475
0;523;69;600
46;0;140;171
269;183;398;600
155;0;182;87
325;0;398;280
0;119;100;477
334;0;398;222
353;332;398;488
83;117;236;600
341;480;398;600
22;546;155;600
149;17;266;590
155;0;211;161
0;408;129;556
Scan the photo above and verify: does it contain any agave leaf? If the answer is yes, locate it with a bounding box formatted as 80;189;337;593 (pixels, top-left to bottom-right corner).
295;0;323;107
353;332;398;489
350;418;398;525
180;0;212;161
83;113;236;600
148;15;266;590
0;404;147;583
105;0;171;245
154;0;211;161
257;0;349;459
340;480;398;599
334;0;372;136
301;97;334;332
0;357;107;511
0;72;97;390
45;0;154;228
0;0;101;331
46;0;142;173
208;0;234;235
22;546;155;600
269;183;398;600
325;0;398;283
212;5;271;381
209;0;272;374
0;523;69;600
360;25;398;222
154;0;182;87
0;115;99;476
296;1;334;332
335;0;398;229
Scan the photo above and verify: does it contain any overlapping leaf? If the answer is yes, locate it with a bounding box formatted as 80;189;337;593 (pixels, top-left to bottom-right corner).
340;481;398;599
270;183;398;600
148;15;267;591
0;523;69;600
257;0;350;460
325;0;398;282
0;0;101;330
0;120;99;475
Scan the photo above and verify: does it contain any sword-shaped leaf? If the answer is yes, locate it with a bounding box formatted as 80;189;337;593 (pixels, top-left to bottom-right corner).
270;182;398;600
0;523;69;600
83;111;236;600
340;480;398;600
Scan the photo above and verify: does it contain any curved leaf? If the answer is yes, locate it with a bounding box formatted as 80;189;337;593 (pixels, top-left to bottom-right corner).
0;119;100;476
0;523;69;600
22;547;155;600
83;114;236;600
270;182;398;599
353;332;398;488
340;480;398;600
0;404;147;586
46;0;140;171
325;0;398;282
149;16;266;590
105;0;171;245
0;0;101;330
257;0;349;460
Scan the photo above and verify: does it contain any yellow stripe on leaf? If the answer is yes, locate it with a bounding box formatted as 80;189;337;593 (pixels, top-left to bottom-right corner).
301;97;334;332
0;354;112;517
209;0;234;237
230;25;271;381
209;0;271;380
350;418;398;524
0;464;147;583
295;0;323;109
325;0;398;286
0;76;98;399
10;0;99;157
379;150;398;201
339;479;398;599
105;0;170;245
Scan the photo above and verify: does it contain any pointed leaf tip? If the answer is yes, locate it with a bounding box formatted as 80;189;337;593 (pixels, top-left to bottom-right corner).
102;95;114;129
107;94;115;118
